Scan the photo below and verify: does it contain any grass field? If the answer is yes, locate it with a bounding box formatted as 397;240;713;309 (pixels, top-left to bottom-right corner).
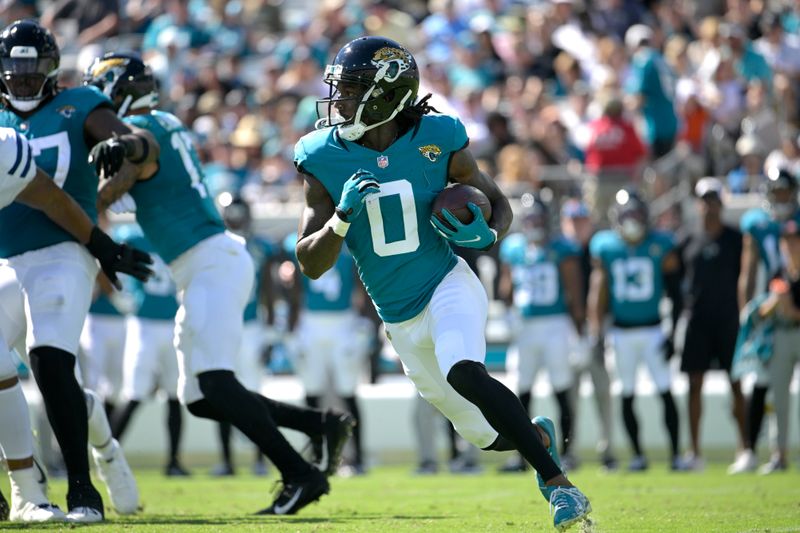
1;463;799;532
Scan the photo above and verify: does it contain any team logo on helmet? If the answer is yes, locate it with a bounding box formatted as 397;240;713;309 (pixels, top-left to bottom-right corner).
371;47;412;83
419;144;441;162
89;57;128;79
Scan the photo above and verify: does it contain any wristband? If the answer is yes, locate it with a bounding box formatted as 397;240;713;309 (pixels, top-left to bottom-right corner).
326;212;351;237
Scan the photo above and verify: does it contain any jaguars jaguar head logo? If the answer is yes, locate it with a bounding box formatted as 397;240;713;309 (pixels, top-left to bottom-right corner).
89;57;127;78
419;144;442;162
371;47;412;83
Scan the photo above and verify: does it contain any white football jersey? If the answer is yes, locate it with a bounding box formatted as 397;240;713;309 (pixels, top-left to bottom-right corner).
0;127;36;209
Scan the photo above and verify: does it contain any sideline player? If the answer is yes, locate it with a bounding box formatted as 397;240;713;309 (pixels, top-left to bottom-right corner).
86;52;354;515
110;225;189;477
294;36;591;530
588;189;685;471
285;232;371;475
0;20;157;521
212;196;274;477
497;197;583;472
0;125;150;522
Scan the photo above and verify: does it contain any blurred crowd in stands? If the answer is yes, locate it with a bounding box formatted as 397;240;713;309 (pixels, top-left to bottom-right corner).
4;0;800;222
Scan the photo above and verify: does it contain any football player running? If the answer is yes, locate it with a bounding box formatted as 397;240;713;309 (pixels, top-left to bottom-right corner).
588;189;685;471
295;36;591;530
0;125;150;522
0;20;157;522
86;52;354;515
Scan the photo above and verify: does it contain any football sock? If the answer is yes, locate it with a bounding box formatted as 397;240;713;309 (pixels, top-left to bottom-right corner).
555;389;574;455
747;386;768;452
86;389;114;458
253;392;324;437
622;395;643;456
344;396;363;464
446;361;562;481
447;423;459;461
112;400;141;440
518;391;532;416
0;379;34;461
218;421;233;466
103;401;116;421
305;395;320;409
661;391;680;457
9;466;47;506
197;370;312;479
29;348;94;495
167;399;183;464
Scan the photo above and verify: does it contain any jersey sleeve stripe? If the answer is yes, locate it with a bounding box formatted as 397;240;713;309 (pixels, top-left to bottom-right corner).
19;140;33;178
8;130;23;176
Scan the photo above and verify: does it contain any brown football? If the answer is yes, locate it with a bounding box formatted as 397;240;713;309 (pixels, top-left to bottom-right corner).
432;184;492;231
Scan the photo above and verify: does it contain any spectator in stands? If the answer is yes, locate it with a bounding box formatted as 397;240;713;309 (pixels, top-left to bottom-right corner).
0;0;38;25
42;0;119;47
727;134;767;193
141;0;209;53
677;178;746;471
624;23;678;158
583;94;647;225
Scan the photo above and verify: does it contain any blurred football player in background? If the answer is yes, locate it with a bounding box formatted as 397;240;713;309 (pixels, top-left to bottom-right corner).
588;189;685;472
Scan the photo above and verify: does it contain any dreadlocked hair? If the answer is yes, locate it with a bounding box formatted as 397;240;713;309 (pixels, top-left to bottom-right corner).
400;93;439;137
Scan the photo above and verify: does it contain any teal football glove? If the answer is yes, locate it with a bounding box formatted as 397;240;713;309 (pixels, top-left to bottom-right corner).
430;203;497;249
336;169;380;221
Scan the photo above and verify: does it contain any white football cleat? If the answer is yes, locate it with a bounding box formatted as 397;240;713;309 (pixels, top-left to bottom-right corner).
66;506;104;523
10;501;66;522
727;450;758;474
92;439;139;514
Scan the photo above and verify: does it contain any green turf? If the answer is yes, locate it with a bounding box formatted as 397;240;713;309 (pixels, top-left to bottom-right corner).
2;464;799;532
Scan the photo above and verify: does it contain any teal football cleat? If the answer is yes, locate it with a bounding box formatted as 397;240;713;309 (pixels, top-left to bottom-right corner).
549;486;592;531
533;416;563;502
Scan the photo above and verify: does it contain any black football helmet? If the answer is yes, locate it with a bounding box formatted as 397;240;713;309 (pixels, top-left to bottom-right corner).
762;166;799;221
317;36;419;141
611;188;649;243
520;193;550;243
222;195;251;234
83;52;157;117
0;19;59;112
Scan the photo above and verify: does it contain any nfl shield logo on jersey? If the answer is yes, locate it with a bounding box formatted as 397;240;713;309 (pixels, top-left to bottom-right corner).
377;155;389;168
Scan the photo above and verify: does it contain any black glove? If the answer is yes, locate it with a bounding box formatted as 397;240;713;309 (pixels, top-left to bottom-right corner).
86;227;153;289
88;134;133;178
662;337;675;361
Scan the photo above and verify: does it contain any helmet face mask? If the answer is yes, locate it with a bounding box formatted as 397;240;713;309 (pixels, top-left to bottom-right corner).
84;53;158;117
763;167;799;221
316;37;420;141
0;20;60;112
611;189;648;244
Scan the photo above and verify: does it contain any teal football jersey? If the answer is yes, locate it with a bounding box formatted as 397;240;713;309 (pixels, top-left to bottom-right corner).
125;110;224;263
590;230;675;326
284;232;356;312
89;293;122;317
500;233;580;318
740;208;789;284
294;114;466;323
302;247;356;312
0;86;111;257
243;237;274;322
116;225;179;321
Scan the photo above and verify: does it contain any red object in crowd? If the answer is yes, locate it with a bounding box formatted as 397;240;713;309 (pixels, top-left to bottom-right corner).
584;115;647;175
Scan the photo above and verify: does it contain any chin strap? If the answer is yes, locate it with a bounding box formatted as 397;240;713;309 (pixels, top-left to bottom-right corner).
338;89;413;141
